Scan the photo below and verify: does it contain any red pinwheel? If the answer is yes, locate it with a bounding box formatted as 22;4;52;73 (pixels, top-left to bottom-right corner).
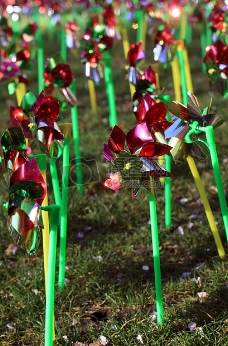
133;65;157;97
9;91;37;152
145;102;173;141
208;5;225;34
1;118;46;255
65;21;80;49
127;41;145;85
30;91;64;158
81;41;103;83
44;54;76;106
133;92;156;124
102;4;120;40
1;118;28;183
103;124;172;198
10;106;33;139
203;39;228;83
87;13;115;51
8;158;46;255
153;23;175;64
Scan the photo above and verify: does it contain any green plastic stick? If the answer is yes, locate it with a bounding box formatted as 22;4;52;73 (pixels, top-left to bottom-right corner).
198;125;228;241
148;190;163;324
58;124;71;290
42;205;60;346
176;48;188;105
34;6;44;94
49;158;61;206
136;9;144;44
61;23;67;62
103;52;118;127
223;80;228;98
200;22;206;72
205;7;212;47
37;45;44;94
11;17;21;39
165;155;171;229
70;79;84;195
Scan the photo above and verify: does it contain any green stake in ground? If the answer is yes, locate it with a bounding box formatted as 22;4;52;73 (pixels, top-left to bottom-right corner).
186;122;228;242
102;51;118;127
70;78;84;196
58;123;72;290
103;124;173;324
149;187;163;324
42;204;60;346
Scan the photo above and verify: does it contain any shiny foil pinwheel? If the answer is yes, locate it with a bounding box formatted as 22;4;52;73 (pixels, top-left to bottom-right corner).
103;123;172;198
132;65;170;122
9;92;36;154
8;158;46;255
164;91;223;164
126;41;145;85
10;105;33;140
30;91;64;158
80;38;103;83
133;92;156;124
102;4;120;41
144;102;173;143
65;21;80;50
89;13;115;52
1;118;28;183
1;118;46;255
134;65;157;96
43;54;77;106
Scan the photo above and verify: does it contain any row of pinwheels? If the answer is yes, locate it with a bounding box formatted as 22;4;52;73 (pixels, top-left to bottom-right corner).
1;89;65;254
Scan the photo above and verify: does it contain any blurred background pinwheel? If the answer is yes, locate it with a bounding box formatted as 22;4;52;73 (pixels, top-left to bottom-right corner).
43;53;76;107
126;41;145;86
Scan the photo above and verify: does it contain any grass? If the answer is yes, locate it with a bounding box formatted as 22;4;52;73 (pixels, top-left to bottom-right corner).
1;15;228;345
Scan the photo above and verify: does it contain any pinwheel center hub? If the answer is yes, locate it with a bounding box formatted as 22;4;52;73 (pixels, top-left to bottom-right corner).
124;163;131;170
208;68;215;75
7;66;13;72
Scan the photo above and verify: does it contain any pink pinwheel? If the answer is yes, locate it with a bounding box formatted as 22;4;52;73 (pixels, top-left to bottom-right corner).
103;124;172;198
0;60;20;80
